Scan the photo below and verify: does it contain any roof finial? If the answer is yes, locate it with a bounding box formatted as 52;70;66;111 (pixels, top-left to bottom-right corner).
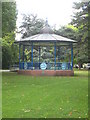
40;18;53;34
45;18;48;26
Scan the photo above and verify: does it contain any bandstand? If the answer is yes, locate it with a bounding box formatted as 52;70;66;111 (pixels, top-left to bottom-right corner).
15;22;77;76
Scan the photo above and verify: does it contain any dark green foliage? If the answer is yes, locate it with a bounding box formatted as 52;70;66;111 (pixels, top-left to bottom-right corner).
54;25;78;40
2;2;18;69
71;1;89;65
2;2;17;37
2;32;19;69
2;41;11;69
54;1;89;66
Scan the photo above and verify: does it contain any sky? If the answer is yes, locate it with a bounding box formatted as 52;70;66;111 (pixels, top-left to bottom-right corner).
15;0;80;39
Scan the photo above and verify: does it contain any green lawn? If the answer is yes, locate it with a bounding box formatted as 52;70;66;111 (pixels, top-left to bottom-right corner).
2;70;88;118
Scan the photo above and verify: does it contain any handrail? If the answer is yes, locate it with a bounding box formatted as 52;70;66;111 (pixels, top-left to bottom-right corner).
19;62;72;70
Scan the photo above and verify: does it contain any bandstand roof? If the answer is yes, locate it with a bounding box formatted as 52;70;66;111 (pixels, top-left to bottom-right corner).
15;20;77;44
16;33;77;43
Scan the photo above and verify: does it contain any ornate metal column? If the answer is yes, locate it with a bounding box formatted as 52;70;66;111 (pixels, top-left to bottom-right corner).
19;43;21;69
23;45;25;69
54;42;56;70
31;42;33;69
58;46;60;62
39;46;40;69
71;44;73;70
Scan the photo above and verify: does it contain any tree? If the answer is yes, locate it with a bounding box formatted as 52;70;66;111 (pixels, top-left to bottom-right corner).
2;2;18;69
54;25;78;40
54;1;89;68
2;2;17;37
2;35;12;69
19;14;45;38
71;1;89;67
2;32;19;69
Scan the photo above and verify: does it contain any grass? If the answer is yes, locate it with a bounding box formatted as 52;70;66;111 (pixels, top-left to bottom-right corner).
2;70;88;118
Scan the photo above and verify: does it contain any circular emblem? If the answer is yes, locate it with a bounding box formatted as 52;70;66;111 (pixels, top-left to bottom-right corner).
40;62;47;70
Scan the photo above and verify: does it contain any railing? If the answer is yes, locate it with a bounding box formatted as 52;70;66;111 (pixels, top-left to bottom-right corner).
19;62;72;70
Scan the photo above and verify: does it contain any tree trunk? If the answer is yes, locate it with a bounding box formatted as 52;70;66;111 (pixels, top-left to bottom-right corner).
78;62;81;69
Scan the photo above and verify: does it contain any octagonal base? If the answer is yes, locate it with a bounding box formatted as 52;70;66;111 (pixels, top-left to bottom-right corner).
18;70;74;76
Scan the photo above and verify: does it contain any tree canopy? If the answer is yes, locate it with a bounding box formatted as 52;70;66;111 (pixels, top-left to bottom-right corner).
2;2;17;37
54;1;89;67
19;14;45;38
2;2;18;69
71;1;89;65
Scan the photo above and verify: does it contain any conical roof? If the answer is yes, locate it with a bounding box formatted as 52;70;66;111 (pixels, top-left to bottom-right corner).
15;20;77;43
17;33;77;43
